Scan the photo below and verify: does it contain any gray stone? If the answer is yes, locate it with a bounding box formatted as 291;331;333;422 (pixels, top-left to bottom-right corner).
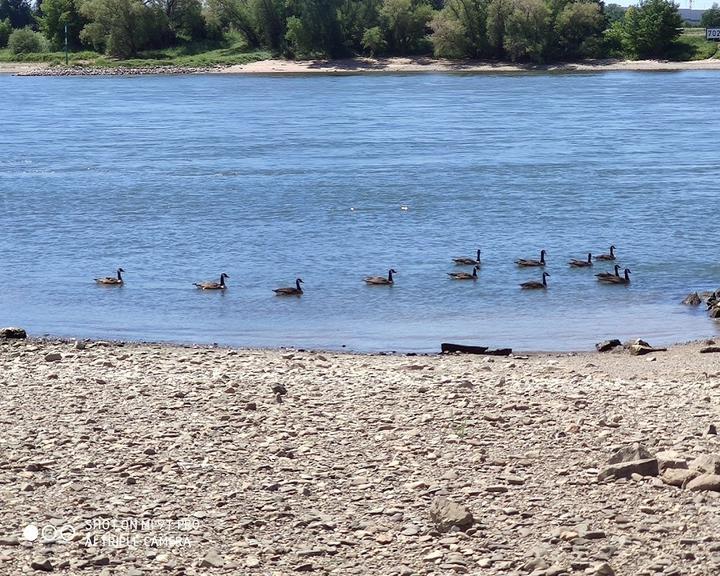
686;474;720;492
598;458;659;481
661;468;698;487
429;497;474;533
596;339;621;352
607;443;654;465
44;353;62;362
689;454;720;475
30;557;54;571
656;450;687;472
682;292;702;306
200;549;224;568
0;327;26;339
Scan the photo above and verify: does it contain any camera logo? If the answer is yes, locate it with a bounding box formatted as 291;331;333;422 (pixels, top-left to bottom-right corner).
23;523;75;543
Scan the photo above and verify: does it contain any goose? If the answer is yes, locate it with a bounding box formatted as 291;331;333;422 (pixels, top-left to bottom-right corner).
521;272;550;290
448;266;479;280
364;269;396;285
95;268;124;285
515;250;546;267
595;245;617;261
595;264;621;280
599;268;631;285
194;273;229;290
274;278;304;296
569;253;592;268
453;249;481;266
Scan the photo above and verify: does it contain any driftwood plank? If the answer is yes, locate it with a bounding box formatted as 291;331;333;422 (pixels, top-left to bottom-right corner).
441;343;512;356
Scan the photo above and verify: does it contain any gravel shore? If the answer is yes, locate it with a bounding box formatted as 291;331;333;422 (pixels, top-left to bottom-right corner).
2;337;720;575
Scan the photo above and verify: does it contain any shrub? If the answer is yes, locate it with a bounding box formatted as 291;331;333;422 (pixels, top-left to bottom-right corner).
8;27;47;54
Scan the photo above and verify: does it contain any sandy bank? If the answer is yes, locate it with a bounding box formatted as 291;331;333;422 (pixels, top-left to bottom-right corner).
3;56;720;77
221;56;720;74
1;336;720;574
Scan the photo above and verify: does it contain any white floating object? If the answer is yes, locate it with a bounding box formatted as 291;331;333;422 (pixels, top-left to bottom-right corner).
400;205;409;211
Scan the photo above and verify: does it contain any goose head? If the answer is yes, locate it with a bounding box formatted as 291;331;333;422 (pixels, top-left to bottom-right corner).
221;273;229;279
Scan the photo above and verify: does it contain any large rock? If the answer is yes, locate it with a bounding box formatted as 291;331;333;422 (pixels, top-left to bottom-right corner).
686;474;720;492
429;497;474;533
656;450;688;472
628;341;666;356
596;339;621;352
0;327;26;339
682;292;702;306
598;459;659;482
607;443;654;465
689;454;720;475
661;468;697;487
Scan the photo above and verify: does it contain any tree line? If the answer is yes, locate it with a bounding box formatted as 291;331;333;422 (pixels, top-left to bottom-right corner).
0;0;710;62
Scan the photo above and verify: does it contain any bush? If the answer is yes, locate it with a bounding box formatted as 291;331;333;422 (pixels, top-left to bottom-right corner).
0;18;11;48
8;27;47;54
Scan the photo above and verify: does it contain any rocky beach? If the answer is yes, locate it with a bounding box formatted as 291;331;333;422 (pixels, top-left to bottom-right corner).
2;335;720;575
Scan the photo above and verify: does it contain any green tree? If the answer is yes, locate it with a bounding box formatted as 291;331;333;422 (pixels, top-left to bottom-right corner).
554;1;605;58
39;0;86;49
8;26;46;53
338;0;381;52
701;3;720;28
0;17;11;46
503;0;550;61
0;0;33;28
614;0;683;58
79;0;170;58
604;3;625;24
430;0;490;58
361;24;386;54
206;0;262;47
486;0;511;57
284;0;345;57
380;0;434;54
146;0;206;40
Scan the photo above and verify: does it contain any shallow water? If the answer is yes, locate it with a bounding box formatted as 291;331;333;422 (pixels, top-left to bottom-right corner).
1;71;718;352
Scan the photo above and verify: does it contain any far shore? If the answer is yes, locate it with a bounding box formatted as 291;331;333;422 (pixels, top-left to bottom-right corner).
2;56;720;76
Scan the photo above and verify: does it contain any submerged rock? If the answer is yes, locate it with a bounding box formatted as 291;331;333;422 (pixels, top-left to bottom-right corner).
0;327;26;339
682;292;702;306
596;339;621;352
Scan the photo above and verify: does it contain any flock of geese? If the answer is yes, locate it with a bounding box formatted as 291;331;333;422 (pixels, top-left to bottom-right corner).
93;245;630;295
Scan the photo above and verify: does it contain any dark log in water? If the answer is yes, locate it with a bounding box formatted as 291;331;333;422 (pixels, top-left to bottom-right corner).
441;343;512;356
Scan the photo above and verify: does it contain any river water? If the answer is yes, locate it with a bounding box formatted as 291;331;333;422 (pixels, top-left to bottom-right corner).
1;71;718;351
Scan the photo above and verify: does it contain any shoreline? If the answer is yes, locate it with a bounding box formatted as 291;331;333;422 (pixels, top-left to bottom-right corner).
2;56;720;76
2;335;720;574
13;331;717;356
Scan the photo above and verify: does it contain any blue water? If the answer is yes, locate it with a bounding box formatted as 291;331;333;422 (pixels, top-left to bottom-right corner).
1;71;718;352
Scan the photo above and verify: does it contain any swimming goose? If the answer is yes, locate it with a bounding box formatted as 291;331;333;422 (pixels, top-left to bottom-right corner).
364;269;396;285
515;250;546;267
595;245;617;261
274;278;304;296
569;253;592;267
598;268;631;284
453;249;481;266
194;273;229;290
595;264;621;280
521;272;550;290
95;268;124;285
448;266;479;280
